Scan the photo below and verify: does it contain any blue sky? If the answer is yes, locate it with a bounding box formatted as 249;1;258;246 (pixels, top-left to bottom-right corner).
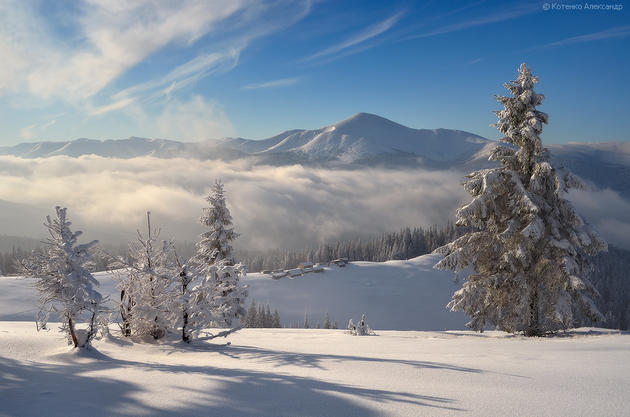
0;0;628;146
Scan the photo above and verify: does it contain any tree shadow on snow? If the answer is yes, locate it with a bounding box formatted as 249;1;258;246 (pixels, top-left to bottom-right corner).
210;344;483;373
0;342;469;416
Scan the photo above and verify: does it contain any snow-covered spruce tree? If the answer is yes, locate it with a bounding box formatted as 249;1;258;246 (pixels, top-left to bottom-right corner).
20;207;102;348
117;212;176;340
434;63;607;336
186;180;247;340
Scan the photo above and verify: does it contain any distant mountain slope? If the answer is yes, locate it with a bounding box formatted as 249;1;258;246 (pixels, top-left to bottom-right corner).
202;113;491;165
548;142;630;197
0;137;187;158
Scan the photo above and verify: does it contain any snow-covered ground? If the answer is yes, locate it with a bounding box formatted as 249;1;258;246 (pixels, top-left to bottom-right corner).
243;254;467;330
0;322;628;417
0;254;468;330
2;255;628;416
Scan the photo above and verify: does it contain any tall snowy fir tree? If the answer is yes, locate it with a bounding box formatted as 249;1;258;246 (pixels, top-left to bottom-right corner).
434;63;607;336
20;207;102;348
186;180;247;340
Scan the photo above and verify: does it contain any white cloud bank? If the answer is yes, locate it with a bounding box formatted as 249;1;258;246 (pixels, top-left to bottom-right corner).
0;155;627;252
0;156;469;250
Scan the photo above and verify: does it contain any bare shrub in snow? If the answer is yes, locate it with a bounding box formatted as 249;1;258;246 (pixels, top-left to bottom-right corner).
346;314;375;335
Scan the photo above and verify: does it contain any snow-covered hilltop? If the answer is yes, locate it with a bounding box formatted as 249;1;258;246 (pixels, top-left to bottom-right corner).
215;113;490;164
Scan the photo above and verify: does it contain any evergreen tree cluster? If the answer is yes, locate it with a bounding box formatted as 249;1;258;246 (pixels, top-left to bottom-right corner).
284;312;338;329
117;180;247;342
0;247;32;275
589;246;630;330
18;180;248;346
243;300;281;328
240;222;463;272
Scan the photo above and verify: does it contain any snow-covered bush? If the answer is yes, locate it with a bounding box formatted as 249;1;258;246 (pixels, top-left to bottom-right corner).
346;314;375;336
185;180;248;341
20;206;103;348
117;212;177;340
434;64;607;336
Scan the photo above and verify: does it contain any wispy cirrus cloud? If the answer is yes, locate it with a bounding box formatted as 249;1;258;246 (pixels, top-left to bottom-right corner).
403;4;537;41
302;12;404;63
0;0;251;102
534;25;630;50
0;1;312;124
18;119;58;140
114;51;241;102
243;77;301;90
90;97;137;116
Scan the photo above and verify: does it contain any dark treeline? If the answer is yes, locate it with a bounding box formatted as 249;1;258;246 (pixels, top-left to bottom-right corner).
239;222;464;272
589;246;630;330
0;247;31;275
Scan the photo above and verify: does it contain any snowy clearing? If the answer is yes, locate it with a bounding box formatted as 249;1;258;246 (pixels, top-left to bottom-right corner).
0;254;468;330
0;322;628;417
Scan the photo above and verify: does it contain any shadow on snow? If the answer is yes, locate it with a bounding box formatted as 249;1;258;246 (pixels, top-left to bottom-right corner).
0;340;477;416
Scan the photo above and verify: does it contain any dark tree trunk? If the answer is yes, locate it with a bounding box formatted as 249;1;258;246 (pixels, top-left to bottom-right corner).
181;269;190;342
182;310;190;343
120;289;132;337
86;310;97;346
68;316;79;347
526;286;542;337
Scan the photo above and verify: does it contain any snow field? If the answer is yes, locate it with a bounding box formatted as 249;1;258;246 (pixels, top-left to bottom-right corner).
0;322;628;417
0;254;468;331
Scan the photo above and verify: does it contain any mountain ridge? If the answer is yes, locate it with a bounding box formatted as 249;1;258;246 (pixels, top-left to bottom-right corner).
0;113;491;165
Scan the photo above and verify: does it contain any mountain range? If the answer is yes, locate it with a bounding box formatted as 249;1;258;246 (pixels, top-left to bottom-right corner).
2;112;630;197
0;113;490;166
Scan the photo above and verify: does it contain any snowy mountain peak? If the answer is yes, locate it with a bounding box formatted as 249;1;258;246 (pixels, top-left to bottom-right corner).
330;112;407;131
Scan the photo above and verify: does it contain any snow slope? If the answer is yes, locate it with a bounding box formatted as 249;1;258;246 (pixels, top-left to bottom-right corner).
0;254;466;330
224;113;489;164
243;254;467;330
0;322;628;417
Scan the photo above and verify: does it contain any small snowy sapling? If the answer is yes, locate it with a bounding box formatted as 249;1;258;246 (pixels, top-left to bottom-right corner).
20;206;103;348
